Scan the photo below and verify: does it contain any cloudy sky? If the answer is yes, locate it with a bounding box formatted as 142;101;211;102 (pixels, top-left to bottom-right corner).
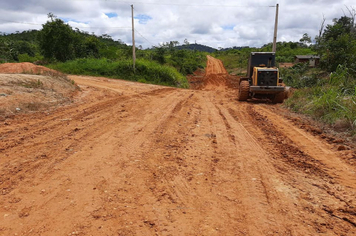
0;0;354;49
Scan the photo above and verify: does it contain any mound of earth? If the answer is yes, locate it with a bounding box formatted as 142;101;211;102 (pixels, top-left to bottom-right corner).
0;73;78;119
0;62;59;75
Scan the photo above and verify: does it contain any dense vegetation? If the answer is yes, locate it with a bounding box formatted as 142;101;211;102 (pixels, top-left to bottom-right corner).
283;13;356;134
0;13;206;87
50;58;189;88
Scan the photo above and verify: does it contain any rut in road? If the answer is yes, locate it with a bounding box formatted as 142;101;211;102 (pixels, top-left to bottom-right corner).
0;57;356;235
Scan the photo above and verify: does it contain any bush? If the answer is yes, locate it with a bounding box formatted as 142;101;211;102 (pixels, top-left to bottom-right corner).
18;53;34;62
281;63;326;88
285;65;356;134
49;58;189;88
329;65;356;95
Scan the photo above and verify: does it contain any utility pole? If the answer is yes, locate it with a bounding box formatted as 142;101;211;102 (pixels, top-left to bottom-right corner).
272;3;279;53
131;5;136;72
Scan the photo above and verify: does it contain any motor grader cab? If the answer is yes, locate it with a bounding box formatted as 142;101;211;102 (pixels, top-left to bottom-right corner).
238;52;286;103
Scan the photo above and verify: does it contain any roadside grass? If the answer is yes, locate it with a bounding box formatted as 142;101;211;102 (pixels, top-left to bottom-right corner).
49;58;189;88
284;65;356;135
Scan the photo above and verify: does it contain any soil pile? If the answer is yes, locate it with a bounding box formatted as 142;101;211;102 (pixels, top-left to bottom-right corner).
0;63;77;118
0;62;59;75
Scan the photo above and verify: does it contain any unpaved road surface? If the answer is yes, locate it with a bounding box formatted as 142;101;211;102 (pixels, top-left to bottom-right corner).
1;57;356;235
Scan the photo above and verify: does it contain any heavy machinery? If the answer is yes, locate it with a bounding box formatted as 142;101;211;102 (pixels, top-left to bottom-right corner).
238;52;286;103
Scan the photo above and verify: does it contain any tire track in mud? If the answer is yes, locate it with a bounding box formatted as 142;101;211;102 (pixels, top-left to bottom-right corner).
0;87;196;235
119;91;255;235
193;92;305;235
248;104;356;230
134;93;204;234
0;87;175;142
209;98;304;235
71;91;199;235
205;91;356;234
246;105;330;179
228;102;356;233
0;88;178;196
2;65;356;235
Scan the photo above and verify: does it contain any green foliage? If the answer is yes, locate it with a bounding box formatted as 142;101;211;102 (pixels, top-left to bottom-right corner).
214;41;317;75
213;47;255;74
285;64;356;133
285;13;356;133
36;13;129;62
38;13;76;62
286;85;356;130
18;53;43;63
149;42;207;75
329;65;356;95
18;53;34;62
300;33;312;46
152;47;166;64
0;38;11;62
0;35;39;62
316;15;356;74
72;34;101;59
49;58;189;88
262;41;317;62
283;14;356;134
169;49;204;75
281;63;326;88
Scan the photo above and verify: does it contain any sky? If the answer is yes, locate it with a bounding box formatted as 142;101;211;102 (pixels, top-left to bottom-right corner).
0;0;354;49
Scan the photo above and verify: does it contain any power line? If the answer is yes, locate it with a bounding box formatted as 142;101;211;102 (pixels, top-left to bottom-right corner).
56;0;273;8
135;29;155;46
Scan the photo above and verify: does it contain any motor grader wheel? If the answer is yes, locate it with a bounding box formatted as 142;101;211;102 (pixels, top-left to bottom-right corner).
238;80;250;101
272;91;285;104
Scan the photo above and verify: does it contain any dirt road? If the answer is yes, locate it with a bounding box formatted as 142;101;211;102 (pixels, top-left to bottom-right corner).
1;57;356;235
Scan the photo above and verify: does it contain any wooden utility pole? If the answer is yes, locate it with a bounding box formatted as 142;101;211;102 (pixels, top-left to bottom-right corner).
272;3;279;53
131;5;136;72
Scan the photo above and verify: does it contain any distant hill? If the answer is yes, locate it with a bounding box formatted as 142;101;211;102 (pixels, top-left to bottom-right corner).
175;44;251;52
176;43;217;53
220;46;250;51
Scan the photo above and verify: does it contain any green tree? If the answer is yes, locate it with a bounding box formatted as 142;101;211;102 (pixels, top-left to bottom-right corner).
316;15;356;73
0;38;11;62
38;13;75;62
299;33;312;46
152;47;166;64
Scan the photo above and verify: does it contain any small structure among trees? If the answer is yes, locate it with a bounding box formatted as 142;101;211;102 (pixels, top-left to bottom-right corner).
294;55;320;67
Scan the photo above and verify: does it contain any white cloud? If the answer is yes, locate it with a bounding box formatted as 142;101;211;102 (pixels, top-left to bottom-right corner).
0;0;355;49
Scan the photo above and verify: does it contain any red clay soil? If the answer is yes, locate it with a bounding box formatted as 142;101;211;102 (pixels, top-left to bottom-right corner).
0;60;356;235
188;56;236;90
0;63;76;118
0;62;58;75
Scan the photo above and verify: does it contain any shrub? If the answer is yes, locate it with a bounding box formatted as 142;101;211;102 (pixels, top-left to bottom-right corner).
285;65;356;134
49;58;189;88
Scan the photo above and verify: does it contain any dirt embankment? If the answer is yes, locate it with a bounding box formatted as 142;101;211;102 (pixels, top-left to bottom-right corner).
0;62;59;75
0;60;356;235
0;63;78;119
